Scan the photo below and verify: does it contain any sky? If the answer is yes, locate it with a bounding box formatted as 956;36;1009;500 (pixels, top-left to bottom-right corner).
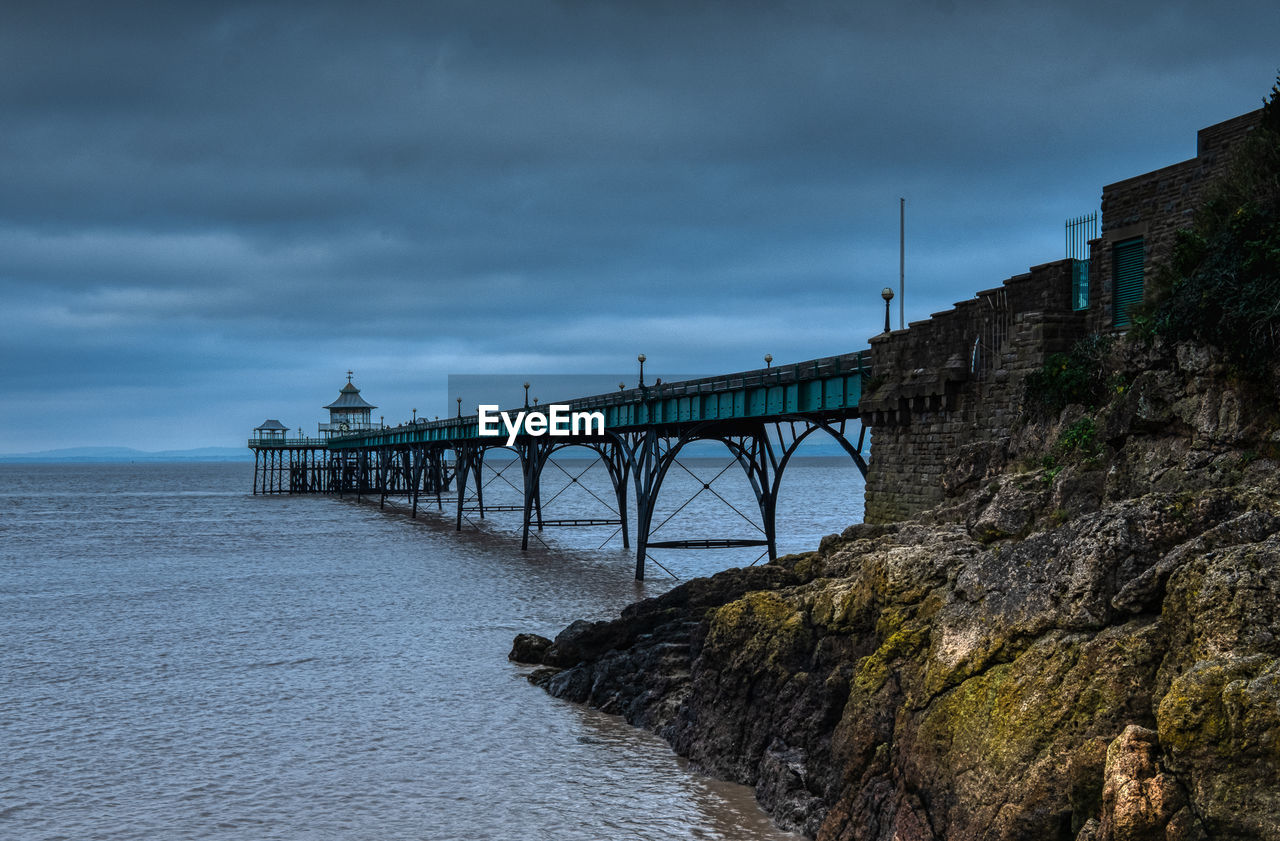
2;0;1276;451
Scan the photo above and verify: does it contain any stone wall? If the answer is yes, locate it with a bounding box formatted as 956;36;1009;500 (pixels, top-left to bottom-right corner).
1088;109;1262;333
862;109;1262;523
861;261;1085;522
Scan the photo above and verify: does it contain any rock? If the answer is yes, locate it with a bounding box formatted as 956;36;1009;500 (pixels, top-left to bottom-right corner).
941;441;1007;496
520;336;1280;839
1156;655;1280;838
509;632;552;663
1050;464;1107;522
1175;343;1215;378
540;564;798;670
967;476;1049;541
1097;725;1185;841
1111;509;1280;615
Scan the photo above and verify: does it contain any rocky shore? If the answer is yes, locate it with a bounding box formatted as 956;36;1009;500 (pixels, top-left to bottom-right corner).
512;339;1280;840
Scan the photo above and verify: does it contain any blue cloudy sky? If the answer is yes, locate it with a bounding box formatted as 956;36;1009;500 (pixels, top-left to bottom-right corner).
2;0;1276;451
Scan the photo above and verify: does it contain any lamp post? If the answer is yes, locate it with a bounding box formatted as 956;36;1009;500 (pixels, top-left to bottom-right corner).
411;408;417;423
380;415;384;429
881;287;895;334
523;382;530;407
456;398;462;418
618;382;626;391
764;353;773;368
637;353;646;387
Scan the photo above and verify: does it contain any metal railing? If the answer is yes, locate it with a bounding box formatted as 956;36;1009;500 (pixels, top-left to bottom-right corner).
320;348;873;448
570;349;871;412
1065;212;1097;261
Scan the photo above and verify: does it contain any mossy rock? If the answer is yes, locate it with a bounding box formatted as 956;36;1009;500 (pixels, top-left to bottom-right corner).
703;590;812;672
891;623;1162;839
1156;655;1280;836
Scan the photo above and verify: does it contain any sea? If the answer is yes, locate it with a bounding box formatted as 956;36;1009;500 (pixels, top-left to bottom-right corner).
0;457;864;841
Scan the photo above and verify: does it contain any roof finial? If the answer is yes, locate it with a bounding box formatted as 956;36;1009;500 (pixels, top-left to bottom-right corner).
346;370;354;383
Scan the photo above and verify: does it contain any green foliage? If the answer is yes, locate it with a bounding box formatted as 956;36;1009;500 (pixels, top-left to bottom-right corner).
1040;458;1063;484
1024;335;1114;413
1058;417;1101;461
1040;417;1102;483
1147;73;1280;374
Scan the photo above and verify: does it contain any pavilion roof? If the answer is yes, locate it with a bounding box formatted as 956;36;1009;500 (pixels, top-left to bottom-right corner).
324;381;376;411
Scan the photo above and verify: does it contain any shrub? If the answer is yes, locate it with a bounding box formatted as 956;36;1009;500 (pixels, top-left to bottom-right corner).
1058;417;1100;461
1147;74;1280;375
1024;335;1113;413
1040;417;1102;483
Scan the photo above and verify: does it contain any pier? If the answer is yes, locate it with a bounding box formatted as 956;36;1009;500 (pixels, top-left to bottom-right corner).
251;352;872;580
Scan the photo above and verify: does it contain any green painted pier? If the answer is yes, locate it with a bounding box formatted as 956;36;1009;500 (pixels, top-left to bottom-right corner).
250;349;871;579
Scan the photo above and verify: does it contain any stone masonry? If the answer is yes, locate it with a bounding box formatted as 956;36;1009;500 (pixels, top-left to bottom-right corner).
1089;109;1263;334
862;109;1262;524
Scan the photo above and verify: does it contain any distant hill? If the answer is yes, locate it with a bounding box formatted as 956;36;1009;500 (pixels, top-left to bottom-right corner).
0;446;254;463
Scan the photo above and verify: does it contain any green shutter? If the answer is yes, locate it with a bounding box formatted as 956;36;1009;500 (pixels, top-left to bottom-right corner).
1113;238;1144;327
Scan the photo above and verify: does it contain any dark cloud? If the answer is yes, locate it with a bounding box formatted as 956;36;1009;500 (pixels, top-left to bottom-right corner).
1;0;1276;449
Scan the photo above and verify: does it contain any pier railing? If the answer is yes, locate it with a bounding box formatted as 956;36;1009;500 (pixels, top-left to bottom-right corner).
324;349;872;449
247;436;330;448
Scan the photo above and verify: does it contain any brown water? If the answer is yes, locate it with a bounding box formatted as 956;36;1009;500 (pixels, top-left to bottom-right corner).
0;459;863;840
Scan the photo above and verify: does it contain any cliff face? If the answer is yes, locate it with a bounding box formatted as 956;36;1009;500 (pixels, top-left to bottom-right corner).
515;338;1280;841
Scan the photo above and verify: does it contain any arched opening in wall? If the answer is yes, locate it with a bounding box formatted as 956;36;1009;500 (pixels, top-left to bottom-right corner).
773;422;867;557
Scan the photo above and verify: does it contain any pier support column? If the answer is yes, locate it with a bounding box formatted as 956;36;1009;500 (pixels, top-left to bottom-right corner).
627;428;665;581
453;445;486;531
599;438;631;550
410;446;424;518
520;440;552;551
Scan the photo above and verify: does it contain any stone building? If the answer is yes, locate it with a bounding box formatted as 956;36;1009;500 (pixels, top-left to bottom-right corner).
861;109;1263;523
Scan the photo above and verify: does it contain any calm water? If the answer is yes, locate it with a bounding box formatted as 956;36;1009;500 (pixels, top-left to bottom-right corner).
0;459;863;840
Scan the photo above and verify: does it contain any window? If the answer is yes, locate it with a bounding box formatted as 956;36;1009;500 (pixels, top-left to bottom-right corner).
1072;260;1089;311
1113;238;1144;327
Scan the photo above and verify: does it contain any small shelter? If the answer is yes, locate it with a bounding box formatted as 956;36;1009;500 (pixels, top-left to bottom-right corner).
253;419;289;441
